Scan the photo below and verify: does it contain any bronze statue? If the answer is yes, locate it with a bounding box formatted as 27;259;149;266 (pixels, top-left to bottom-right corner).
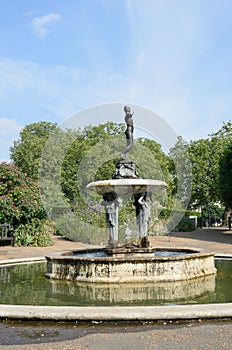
101;192;122;246
133;192;152;239
121;105;134;159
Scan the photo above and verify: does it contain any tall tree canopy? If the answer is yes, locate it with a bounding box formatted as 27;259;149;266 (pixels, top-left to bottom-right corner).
187;121;232;209
10;121;57;179
169;136;192;208
219;142;232;208
10;118;232;231
61;122;125;203
11;121;171;205
188;138;212;207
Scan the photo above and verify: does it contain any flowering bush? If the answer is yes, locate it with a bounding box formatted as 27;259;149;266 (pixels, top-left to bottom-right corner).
0;162;53;246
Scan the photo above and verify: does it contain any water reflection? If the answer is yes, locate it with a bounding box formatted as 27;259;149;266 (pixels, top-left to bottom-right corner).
47;275;215;305
0;260;231;306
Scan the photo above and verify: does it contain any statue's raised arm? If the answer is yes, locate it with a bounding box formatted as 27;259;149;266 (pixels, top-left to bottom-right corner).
121;105;134;159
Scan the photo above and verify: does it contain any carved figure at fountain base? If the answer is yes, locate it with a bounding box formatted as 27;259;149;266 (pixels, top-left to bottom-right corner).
101;192;121;247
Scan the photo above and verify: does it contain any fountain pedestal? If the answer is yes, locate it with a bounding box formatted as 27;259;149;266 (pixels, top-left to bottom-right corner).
87;178;167;248
113;159;139;179
105;245;155;258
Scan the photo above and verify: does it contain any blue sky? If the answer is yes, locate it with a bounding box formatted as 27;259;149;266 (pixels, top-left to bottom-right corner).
1;0;232;160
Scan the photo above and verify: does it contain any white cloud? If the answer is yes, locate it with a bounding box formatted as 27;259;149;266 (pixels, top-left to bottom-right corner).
32;13;62;38
0;57;87;105
0;57;130;118
0;118;23;161
0;118;22;136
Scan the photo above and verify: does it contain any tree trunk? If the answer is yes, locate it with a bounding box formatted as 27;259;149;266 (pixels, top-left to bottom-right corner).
223;206;231;226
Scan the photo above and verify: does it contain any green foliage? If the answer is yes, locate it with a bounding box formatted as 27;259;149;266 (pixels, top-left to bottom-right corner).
9;120;184;239
175;216;195;232
0;162;54;246
188;138;212;206
201;203;224;222
14;219;53;246
10;121;57;179
168;136;192;214
188;121;232;208
158;208;173;219
11;118;232;238
38;127;76;217
10;117;232;240
188;136;226;207
184;210;201;218
0;162;46;226
164;121;232;226
136;138;171;180
219;142;232;208
61;122;125;202
54;211;108;245
159;208;201;219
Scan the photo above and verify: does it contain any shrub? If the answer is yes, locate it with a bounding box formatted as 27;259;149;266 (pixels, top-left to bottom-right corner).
0;162;46;225
175;216;195;232
14;219;54;246
0;162;53;246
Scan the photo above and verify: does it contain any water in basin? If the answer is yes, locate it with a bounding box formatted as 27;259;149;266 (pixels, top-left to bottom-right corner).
0;259;231;306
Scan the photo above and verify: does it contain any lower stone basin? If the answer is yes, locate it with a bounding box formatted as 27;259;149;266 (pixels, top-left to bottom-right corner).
45;247;216;283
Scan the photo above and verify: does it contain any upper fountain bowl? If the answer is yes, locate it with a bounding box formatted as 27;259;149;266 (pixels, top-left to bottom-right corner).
86;178;167;196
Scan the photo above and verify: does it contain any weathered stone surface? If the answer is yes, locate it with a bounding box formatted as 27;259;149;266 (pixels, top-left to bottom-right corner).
86;179;167;196
45;248;216;283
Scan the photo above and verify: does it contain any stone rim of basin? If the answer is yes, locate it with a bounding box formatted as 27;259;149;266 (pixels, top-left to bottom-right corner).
86;178;167;195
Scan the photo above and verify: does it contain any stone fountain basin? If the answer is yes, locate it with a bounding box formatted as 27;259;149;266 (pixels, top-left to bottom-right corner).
86;178;167;195
45;247;216;283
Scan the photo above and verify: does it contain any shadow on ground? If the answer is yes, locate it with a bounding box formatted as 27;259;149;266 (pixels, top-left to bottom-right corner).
171;227;232;245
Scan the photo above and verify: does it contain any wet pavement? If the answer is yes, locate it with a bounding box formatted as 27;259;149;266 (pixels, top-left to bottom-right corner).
0;319;232;349
0;227;232;349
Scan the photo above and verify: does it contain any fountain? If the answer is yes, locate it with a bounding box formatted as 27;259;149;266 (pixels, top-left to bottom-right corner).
45;106;216;283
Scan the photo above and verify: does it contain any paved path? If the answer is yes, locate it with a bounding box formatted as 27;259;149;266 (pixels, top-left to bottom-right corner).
0;227;231;349
0;237;89;261
1;227;231;261
150;227;232;254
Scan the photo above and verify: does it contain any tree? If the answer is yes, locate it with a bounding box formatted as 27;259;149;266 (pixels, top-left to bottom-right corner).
61;122;125;203
187;121;232;209
10;120;173;205
169;136;192;208
10;121;57;179
61;123;174;205
136;138;171;182
210;121;232;217
0;162;53;246
219;142;232;208
10;120;175;241
188;138;212;207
